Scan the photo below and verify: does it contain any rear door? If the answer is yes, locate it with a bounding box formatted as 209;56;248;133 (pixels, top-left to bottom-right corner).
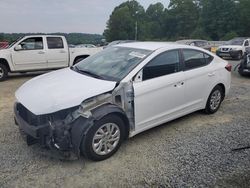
46;37;69;68
12;36;47;70
133;49;186;133
181;49;216;110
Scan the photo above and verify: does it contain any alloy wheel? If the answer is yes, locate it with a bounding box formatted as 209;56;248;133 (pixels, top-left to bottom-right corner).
210;90;221;111
92;123;120;156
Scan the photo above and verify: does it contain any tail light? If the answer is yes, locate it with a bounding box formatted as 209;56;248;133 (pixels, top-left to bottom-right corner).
225;64;232;72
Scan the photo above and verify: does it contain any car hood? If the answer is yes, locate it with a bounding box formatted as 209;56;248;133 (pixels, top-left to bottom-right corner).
219;45;242;49
15;68;117;115
0;48;10;55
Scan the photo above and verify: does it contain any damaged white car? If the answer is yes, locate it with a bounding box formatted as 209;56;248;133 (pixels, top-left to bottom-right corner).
14;42;231;161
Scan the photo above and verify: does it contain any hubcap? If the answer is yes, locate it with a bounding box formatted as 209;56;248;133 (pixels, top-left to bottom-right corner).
210;90;221;111
92;123;120;155
0;67;3;78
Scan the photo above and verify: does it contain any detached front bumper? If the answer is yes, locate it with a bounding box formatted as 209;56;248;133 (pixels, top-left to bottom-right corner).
14;102;91;159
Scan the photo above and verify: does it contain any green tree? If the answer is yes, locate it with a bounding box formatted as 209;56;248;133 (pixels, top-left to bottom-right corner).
237;0;250;36
166;0;199;39
200;0;238;40
144;3;165;39
103;1;145;41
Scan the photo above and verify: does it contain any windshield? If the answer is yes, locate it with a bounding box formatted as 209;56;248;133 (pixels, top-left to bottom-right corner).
8;36;24;48
74;46;152;81
226;38;244;45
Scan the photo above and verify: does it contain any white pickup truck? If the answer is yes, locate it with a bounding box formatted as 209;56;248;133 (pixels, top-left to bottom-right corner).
0;35;103;81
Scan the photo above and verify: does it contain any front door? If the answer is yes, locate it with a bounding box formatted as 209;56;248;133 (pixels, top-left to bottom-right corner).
133;49;186;133
12;37;47;70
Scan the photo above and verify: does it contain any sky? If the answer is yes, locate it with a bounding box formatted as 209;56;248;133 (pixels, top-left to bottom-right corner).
0;0;170;34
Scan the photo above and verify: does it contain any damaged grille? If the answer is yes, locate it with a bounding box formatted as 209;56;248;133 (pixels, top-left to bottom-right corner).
16;103;78;126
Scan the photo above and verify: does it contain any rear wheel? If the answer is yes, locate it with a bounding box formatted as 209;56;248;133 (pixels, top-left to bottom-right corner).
0;64;8;81
81;114;125;161
204;85;223;114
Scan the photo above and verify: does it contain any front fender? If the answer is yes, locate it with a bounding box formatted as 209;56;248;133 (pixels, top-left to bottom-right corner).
70;104;128;156
0;49;14;71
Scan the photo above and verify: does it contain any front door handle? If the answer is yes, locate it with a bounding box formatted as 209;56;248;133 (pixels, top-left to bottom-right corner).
38;51;45;54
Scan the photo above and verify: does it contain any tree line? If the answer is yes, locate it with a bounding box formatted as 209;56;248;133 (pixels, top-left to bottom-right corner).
0;33;104;45
104;0;250;42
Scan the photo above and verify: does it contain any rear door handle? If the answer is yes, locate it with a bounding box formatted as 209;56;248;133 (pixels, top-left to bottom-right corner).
60;50;66;53
174;82;184;87
208;72;215;77
38;51;45;54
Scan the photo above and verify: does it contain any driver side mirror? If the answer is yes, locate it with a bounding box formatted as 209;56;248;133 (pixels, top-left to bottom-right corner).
14;45;22;51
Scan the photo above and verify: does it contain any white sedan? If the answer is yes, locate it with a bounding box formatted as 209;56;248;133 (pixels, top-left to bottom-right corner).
14;42;231;161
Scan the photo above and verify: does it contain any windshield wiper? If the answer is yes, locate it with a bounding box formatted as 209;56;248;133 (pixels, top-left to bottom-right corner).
72;66;105;80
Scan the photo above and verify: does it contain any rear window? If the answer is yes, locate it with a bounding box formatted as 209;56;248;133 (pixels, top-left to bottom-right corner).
183;49;213;70
47;37;64;49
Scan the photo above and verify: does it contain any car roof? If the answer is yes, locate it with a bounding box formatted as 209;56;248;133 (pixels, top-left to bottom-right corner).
23;35;63;38
116;42;192;51
176;39;207;43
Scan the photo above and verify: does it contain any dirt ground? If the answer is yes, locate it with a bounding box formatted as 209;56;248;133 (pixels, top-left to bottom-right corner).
0;60;250;188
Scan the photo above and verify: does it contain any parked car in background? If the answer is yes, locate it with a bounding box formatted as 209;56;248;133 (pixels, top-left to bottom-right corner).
14;42;231;161
238;50;250;76
176;39;212;51
216;37;250;60
75;44;97;48
0;35;103;81
0;41;9;49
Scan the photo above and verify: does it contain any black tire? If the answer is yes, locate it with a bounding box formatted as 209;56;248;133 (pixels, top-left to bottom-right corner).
236;51;243;60
238;68;244;76
0;63;8;81
204;85;223;114
81;114;125;161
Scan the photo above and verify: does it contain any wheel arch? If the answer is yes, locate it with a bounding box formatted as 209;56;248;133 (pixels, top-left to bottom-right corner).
91;104;130;139
73;55;89;65
216;83;226;100
0;58;10;72
70;104;130;156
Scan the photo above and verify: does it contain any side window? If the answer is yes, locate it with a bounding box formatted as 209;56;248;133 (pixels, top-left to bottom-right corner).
143;50;180;80
244;40;249;46
19;37;43;50
47;37;64;49
183;49;212;70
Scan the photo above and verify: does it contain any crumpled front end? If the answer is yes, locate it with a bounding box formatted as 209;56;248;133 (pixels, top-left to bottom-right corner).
14;102;91;159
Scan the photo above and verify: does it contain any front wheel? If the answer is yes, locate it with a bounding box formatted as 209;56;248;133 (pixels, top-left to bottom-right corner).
81;114;125;161
204;86;223;114
0;64;8;81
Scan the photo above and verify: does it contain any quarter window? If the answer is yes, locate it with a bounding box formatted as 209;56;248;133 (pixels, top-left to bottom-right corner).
47;37;64;49
183;49;213;70
19;37;43;50
143;50;180;80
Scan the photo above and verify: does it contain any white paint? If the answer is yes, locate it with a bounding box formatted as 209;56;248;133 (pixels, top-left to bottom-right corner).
15;68;116;115
15;42;231;138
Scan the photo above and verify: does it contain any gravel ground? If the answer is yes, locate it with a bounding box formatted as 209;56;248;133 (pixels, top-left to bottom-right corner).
0;60;250;188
